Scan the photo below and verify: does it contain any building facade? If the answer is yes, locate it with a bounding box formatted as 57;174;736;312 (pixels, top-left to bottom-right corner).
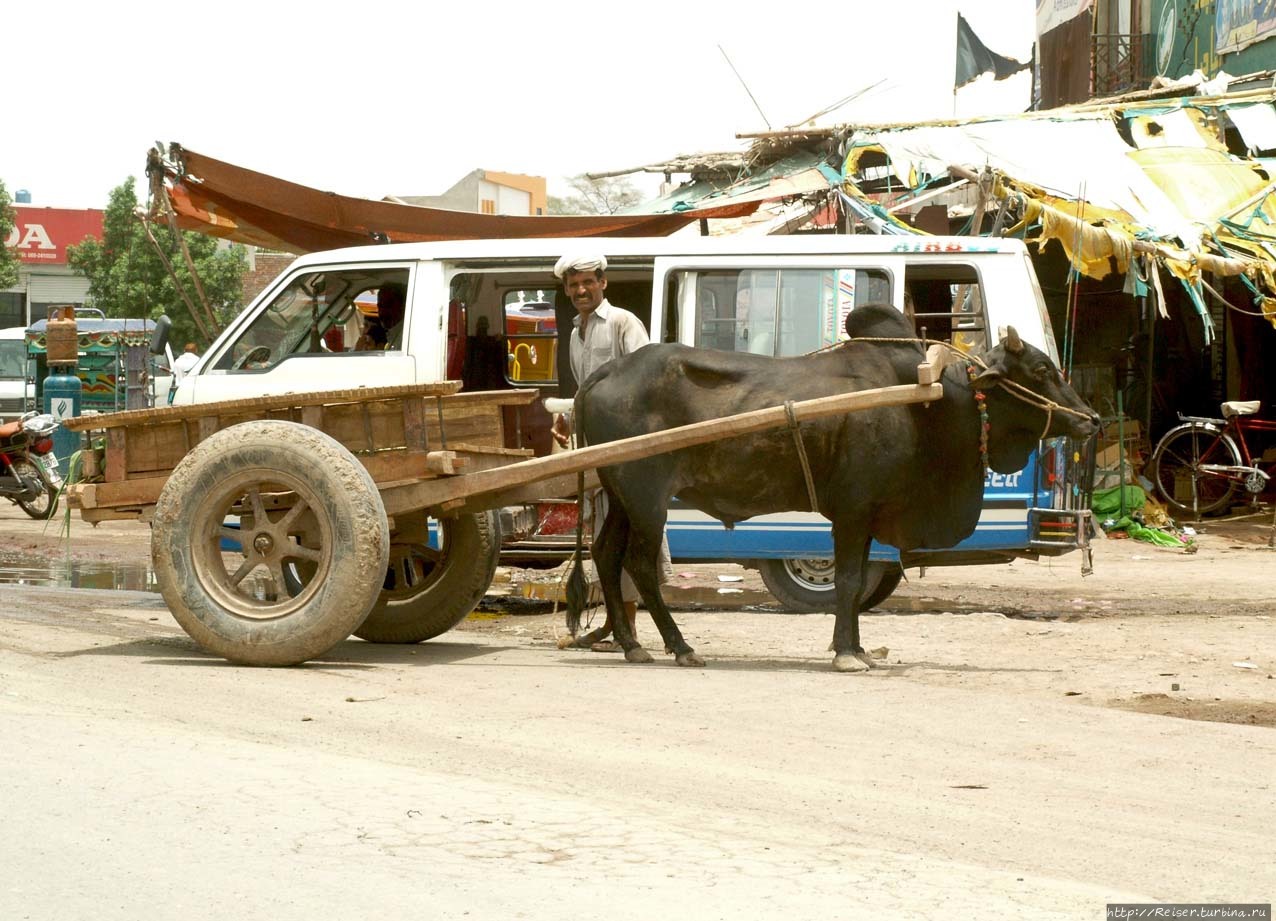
2;206;103;329
387;170;548;216
1037;0;1276;109
1157;0;1276;82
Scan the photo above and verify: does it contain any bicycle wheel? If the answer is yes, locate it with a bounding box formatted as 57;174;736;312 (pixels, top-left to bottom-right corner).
1150;424;1242;518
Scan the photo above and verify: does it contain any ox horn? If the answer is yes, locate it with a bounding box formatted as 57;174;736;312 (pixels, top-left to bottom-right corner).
1003;325;1024;354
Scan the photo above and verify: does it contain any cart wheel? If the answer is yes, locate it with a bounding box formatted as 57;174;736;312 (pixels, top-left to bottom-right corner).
758;558;901;613
152;420;389;666
354;510;500;644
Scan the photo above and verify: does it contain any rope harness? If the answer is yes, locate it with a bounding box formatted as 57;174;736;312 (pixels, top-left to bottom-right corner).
784;400;822;512
831;335;1092;470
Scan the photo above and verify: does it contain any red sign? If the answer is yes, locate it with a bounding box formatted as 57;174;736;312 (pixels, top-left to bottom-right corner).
6;206;104;265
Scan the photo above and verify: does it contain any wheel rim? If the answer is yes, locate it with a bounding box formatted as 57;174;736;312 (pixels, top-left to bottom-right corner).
1155;428;1237;513
381;522;449;602
191;468;332;621
782;558;835;593
13;459;51;516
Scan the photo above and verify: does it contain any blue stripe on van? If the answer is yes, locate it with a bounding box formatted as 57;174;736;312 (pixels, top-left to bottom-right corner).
665;452;1040;561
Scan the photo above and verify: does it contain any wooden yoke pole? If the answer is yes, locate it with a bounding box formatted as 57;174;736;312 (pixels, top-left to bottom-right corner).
381;381;944;516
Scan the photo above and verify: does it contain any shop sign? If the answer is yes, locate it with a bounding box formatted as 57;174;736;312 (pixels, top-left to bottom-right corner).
1217;0;1276;55
5;207;104;265
1036;0;1093;37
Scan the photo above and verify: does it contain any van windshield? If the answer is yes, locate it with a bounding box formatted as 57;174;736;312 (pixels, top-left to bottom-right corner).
212;267;410;372
0;340;26;380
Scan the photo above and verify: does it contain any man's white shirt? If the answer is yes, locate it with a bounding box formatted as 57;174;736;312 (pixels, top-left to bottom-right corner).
569;299;649;385
171;350;200;381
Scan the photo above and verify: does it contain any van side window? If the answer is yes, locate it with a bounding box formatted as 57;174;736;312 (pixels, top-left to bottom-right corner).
686;268;891;356
450;269;655;393
902;263;987;353
0;337;26;380
212;268;409;372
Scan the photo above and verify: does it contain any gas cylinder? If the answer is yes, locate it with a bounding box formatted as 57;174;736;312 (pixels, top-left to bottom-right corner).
44;370;82;478
45;307;79;365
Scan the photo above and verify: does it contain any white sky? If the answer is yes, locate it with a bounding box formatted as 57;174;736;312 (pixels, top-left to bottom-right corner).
5;1;1034;211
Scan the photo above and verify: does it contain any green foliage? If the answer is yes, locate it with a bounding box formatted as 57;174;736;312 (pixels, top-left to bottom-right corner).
66;178;247;350
0;179;19;290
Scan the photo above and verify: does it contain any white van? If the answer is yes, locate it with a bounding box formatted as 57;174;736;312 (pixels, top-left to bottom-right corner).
0;327;35;422
170;235;1094;611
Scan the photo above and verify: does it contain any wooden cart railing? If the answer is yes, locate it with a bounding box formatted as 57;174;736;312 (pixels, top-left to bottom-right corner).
63;382;541;521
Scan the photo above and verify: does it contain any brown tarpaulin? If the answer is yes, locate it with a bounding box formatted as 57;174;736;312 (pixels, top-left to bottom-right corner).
151;145;763;254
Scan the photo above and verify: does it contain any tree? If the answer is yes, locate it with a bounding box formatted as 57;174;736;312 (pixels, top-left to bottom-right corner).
67;178;248;350
0;179;19;291
548;174;646;215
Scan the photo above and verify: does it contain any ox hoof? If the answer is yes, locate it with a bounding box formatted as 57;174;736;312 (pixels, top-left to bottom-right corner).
556;634;582;650
832;653;870;673
625;646;655;664
675;651;706;668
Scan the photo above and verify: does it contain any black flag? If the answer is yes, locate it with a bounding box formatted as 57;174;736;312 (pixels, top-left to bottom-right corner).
955;12;1030;88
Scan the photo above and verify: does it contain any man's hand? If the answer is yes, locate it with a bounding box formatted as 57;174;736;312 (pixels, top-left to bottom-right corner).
552;413;571;448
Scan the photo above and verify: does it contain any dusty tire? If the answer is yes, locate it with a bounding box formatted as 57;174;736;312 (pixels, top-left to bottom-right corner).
151;421;389;666
13;459;58;520
758;558;901;613
354;510;500;644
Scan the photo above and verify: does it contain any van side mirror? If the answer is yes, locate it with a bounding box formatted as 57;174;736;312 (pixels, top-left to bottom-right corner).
150;315;172;356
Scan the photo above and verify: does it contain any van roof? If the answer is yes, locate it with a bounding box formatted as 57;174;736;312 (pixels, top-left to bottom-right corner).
289;235;1029;269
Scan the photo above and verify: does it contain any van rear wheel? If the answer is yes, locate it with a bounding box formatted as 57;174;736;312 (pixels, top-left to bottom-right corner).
758;558;901;613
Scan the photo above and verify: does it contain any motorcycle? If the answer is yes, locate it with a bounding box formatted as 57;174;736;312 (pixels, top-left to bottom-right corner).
0;412;63;519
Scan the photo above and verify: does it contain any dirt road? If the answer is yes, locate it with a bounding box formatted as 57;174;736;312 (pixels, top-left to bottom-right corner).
1;505;1273;920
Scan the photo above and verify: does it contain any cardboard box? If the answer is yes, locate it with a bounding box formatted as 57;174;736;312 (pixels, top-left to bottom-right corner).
1100;419;1141;444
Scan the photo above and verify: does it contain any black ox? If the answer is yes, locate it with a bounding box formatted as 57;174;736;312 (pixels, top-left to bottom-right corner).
567;303;1099;672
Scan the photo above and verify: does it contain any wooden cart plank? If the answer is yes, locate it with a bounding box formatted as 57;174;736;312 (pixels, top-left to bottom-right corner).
406;470;602;519
59;383;537;432
70;444;533;515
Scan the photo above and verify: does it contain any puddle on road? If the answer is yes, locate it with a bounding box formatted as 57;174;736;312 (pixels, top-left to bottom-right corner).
0;551;312;600
0;555;161;593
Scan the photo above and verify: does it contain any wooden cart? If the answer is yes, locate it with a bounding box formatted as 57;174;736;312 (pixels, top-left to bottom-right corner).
65;351;947;666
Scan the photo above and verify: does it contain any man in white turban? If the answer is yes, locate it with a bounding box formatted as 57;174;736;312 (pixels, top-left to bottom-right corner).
551;252;670;652
551;253;650;429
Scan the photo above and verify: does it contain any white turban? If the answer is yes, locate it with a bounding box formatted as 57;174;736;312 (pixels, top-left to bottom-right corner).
553;253;607;279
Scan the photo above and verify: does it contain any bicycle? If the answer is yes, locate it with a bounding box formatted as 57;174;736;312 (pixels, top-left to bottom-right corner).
1149;400;1276;518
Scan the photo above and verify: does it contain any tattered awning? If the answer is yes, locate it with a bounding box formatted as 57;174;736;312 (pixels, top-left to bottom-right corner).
835;97;1276;334
146;144;766;254
628;148;836;216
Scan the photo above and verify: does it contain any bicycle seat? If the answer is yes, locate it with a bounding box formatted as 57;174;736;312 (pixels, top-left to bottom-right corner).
1221;400;1261;418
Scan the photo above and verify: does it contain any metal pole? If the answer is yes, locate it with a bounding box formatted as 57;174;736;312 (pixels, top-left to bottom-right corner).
1117;388;1126;520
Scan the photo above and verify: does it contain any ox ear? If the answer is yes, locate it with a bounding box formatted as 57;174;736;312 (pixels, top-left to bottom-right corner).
1000;325;1024;354
970;363;1003;389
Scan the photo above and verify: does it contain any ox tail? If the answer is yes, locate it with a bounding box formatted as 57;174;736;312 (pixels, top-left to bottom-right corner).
565;384;591;635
